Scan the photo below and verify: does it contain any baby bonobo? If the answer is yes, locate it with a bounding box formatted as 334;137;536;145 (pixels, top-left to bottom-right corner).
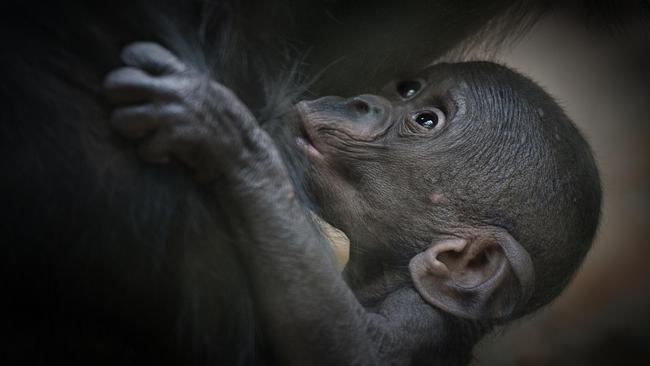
104;43;601;366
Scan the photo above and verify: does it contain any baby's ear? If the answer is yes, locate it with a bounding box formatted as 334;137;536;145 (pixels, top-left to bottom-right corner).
409;229;534;320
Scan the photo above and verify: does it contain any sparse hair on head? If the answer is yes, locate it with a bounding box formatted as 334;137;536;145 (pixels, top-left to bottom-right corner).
444;61;602;316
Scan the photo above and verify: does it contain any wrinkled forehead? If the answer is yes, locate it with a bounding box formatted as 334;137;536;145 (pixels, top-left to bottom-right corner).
414;63;459;88
413;63;491;99
418;62;540;112
425;61;525;85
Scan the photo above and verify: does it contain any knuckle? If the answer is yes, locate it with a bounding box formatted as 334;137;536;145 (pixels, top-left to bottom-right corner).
188;77;207;93
167;80;207;108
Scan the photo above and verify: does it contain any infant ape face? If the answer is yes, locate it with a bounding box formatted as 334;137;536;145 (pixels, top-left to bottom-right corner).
296;62;531;251
295;61;601;318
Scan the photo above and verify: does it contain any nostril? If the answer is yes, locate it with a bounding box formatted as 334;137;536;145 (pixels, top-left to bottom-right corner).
349;98;370;114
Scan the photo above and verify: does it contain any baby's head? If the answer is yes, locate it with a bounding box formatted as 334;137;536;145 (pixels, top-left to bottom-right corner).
296;61;601;320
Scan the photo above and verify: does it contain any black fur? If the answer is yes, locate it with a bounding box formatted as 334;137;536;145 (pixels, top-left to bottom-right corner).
0;1;299;364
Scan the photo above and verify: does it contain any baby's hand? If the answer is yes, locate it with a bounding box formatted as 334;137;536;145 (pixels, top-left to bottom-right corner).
104;42;278;182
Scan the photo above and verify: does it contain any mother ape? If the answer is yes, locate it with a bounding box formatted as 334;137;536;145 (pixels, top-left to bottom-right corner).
0;0;596;365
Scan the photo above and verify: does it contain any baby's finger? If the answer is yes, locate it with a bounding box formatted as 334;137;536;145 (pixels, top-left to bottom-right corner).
104;67;164;104
109;103;186;139
121;42;186;75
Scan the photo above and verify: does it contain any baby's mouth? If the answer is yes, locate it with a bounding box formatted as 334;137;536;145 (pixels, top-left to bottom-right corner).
295;103;325;160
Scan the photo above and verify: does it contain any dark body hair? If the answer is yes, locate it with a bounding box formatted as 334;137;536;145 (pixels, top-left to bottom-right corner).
0;1;301;364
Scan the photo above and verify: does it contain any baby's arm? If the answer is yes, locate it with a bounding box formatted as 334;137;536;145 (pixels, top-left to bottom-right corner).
104;42;443;366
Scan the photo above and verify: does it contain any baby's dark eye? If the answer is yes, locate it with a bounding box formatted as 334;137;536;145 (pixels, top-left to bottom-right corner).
412;109;446;130
396;80;422;99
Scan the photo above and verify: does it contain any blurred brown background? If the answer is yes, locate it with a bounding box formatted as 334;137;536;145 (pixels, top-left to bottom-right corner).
472;12;650;365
